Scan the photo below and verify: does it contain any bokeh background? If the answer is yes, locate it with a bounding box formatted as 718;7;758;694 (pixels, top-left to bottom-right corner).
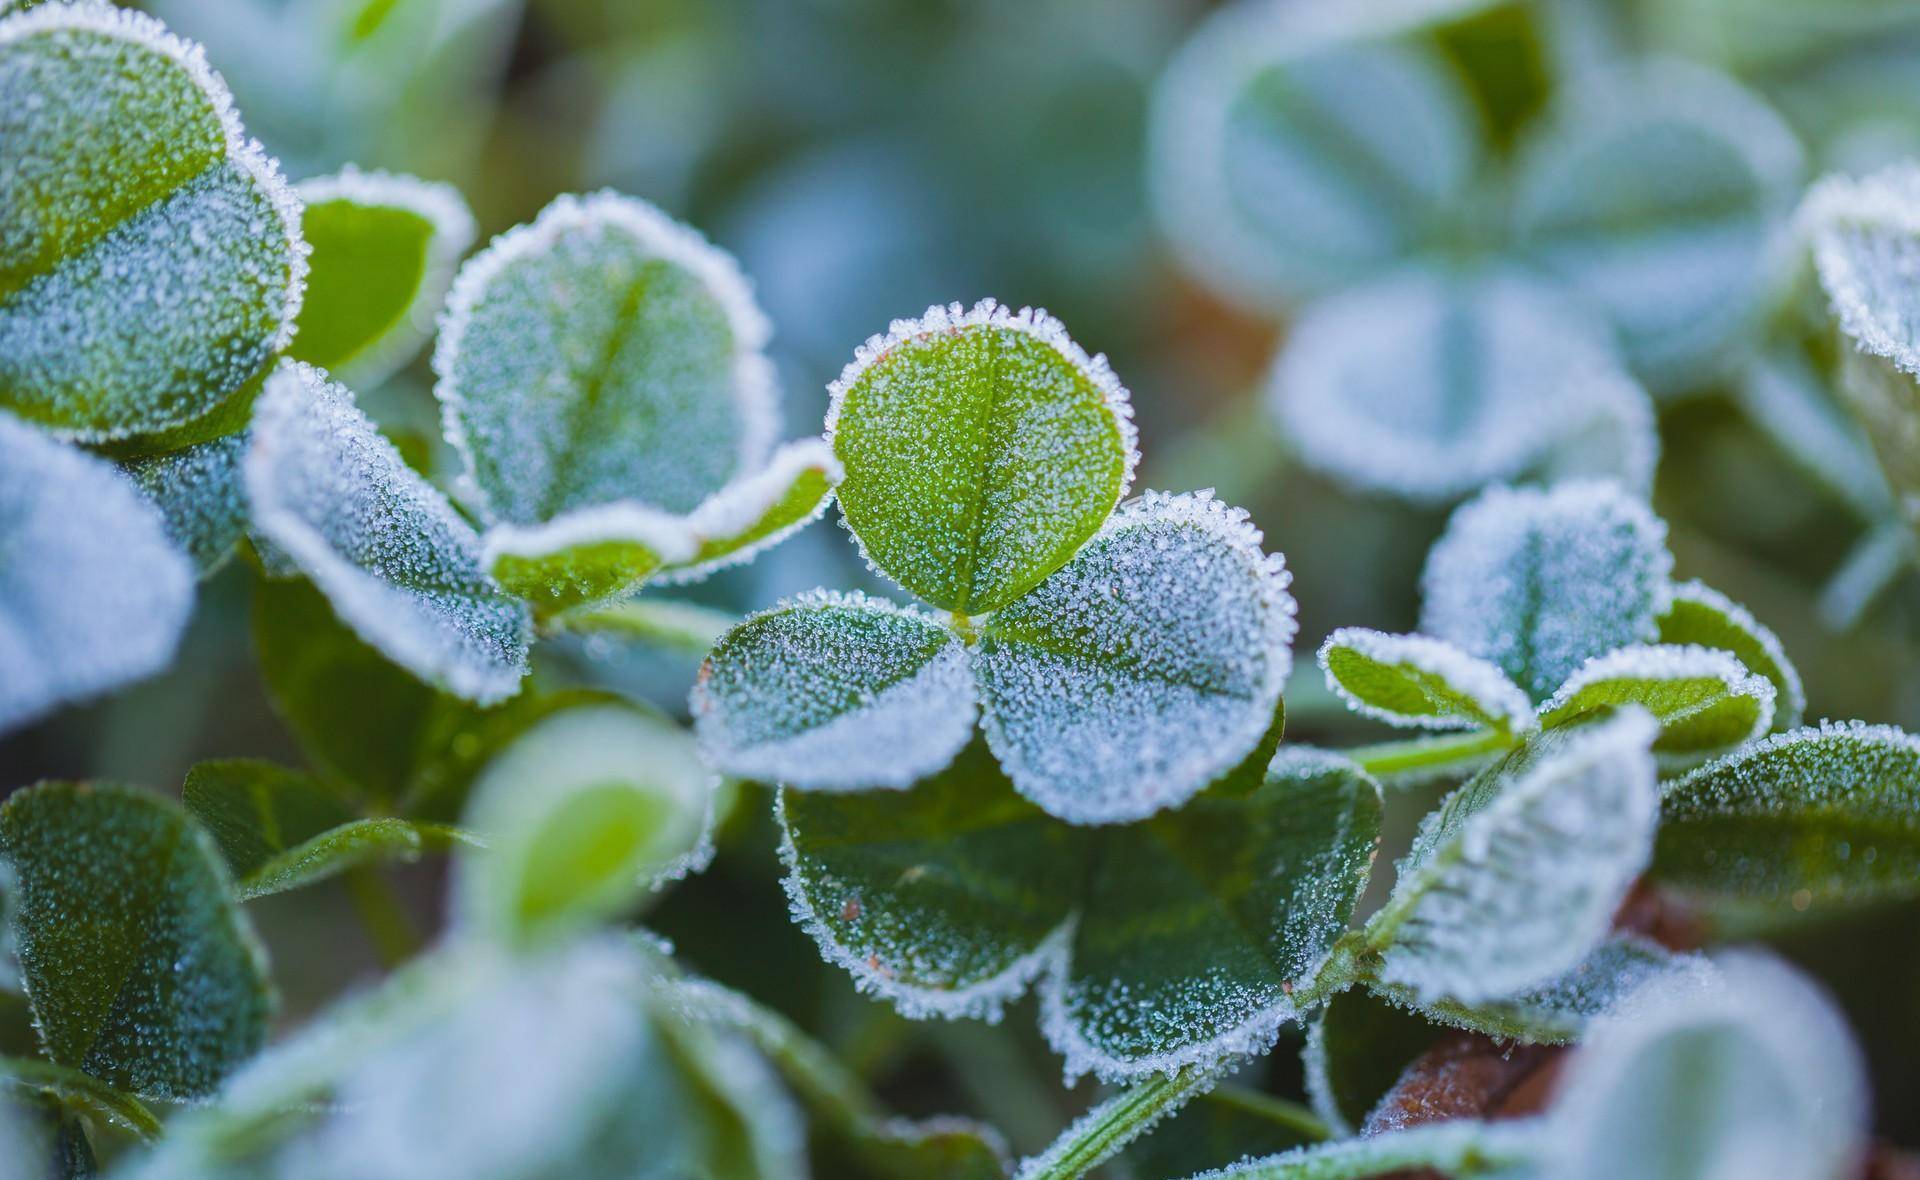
7;0;1920;1159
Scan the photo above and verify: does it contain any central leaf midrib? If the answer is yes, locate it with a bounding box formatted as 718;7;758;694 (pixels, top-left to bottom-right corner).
73;820;183;1074
949;327;1007;612
983;621;1248;700
539;263;656;522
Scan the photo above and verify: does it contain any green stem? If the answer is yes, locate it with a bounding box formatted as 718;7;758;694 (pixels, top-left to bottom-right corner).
344;866;420;969
1017;1064;1217;1180
1346;729;1513;780
546;598;738;655
0;1055;163;1141
1201;1084;1334;1143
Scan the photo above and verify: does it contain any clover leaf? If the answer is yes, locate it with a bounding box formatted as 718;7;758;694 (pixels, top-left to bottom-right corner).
778;743;1380;1081
434;191;839;615
0;4;307;444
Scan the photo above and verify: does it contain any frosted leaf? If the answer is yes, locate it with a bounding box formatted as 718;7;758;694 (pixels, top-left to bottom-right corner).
1419;480;1673;702
1303;987;1442;1137
693;591;976;791
1654;720;1920;908
1185;1119;1539;1180
1368;709;1660;1005
0;5;306;441
828;299;1137;614
454;700;715;946
123;433;247;575
1537;644;1775;757
1511;59;1803;392
244;361;532;705
1148;3;1482;310
291;167;475;388
1657;580;1805;731
660;437;841;584
1270;267;1658;503
780;745;1382;1082
434;190;775;525
0;782;273;1100
1802;162;1920;378
0;413;194;734
1318;627;1534;734
976;491;1296;825
1545;952;1867;1180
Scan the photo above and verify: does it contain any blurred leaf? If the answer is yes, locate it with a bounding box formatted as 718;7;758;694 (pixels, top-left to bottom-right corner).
0;1055;162;1140
0;783;272;1100
0;5;303;442
1536;644;1775;756
1302;987;1438;1136
1656;580;1806;731
1319;627;1533;734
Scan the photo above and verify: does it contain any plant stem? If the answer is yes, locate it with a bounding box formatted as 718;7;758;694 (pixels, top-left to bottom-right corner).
546;598;738;655
1203;1084;1334;1143
1016;1064;1218;1180
1199;1120;1541;1178
344;866;420;969
1346;729;1513;781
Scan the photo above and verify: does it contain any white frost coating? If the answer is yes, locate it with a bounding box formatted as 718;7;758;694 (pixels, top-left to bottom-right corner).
433;189;776;523
976;490;1295;825
1318;626;1536;733
1011;1065;1223;1180
1670;581;1805;728
245;362;532;705
1271;267;1658;502
660;436;843;584
1186;1120;1543;1180
692;590;977;791
1148;2;1482;312
0;413;195;733
1802;162;1920;377
1538;643;1777;744
1664;718;1920;811
1375;709;1660;1005
480;502;698;566
1420;479;1674;702
296;166;476;386
1546;952;1867;1180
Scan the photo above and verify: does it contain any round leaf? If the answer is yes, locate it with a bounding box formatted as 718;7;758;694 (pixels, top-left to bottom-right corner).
1319;627;1534;734
0;5;306;441
827;299;1137;614
1537;644;1776;756
1656;580;1805;732
976;491;1296;825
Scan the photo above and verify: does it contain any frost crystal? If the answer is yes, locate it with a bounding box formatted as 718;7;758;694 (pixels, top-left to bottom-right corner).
124;433;248;575
1802;161;1920;377
1318;627;1535;733
1271;267;1658;503
1537;643;1776;754
1373;709;1660;1004
0;413;194;734
976;490;1296;825
1660;579;1806;732
1420;480;1673;702
0;4;307;440
244;362;531;705
693;590;977;791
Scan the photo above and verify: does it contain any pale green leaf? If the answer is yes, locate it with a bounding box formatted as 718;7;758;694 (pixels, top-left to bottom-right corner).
244;361;532;705
0;783;273;1100
1420;480;1673;702
1318;627;1533;734
1367;710;1660;1004
0;413;194;735
290;167;474;388
780;745;1381;1081
693;590;976;791
454;700;714;945
0;5;306;442
827;299;1136;614
1656;579;1806;731
976;491;1296;824
1536;644;1775;756
123;433;248;576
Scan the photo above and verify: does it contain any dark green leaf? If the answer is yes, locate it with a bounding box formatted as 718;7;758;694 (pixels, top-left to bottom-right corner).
1302;987;1437;1135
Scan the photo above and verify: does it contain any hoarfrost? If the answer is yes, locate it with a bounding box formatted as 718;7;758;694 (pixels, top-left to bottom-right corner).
1803;162;1920;378
1659;579;1806;730
662;437;842;583
0;413;194;734
976;490;1296;825
124;433;248;575
692;590;976;791
244;361;531;705
1318;626;1535;733
1372;709;1660;1005
1537;643;1776;753
1420;480;1673;702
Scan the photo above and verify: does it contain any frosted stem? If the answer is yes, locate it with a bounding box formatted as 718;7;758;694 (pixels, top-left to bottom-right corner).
1346;729;1514;781
1016;1063;1218;1180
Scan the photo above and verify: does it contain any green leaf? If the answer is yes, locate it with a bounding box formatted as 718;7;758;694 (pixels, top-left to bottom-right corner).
122;434;247;577
0;414;195;735
1420;480;1673;702
454;700;713;945
244;361;532;705
289;167;474;388
1148;4;1483;310
0;1056;163;1140
1511;59;1803;392
1536;644;1775;756
1318;627;1533;734
1180;1121;1538;1179
658;438;840;582
1653;720;1920;909
0;783;273;1100
694;591;977;791
1805;161;1920;383
1365;710;1659;1005
779;745;1381;1080
0;6;305;442
550;598;736;658
976;491;1295;824
1302;987;1438;1136
1270;266;1657;503
1656;580;1805;731
181;760;464;900
827;299;1136;614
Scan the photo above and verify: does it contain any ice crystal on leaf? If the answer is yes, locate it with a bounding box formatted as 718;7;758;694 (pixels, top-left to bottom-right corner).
0;4;306;442
1657;579;1805;731
123;433;248;576
244;361;532;705
1318;627;1535;735
0;413;194;735
1802;162;1920;378
1420;480;1673;702
1537;644;1776;759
